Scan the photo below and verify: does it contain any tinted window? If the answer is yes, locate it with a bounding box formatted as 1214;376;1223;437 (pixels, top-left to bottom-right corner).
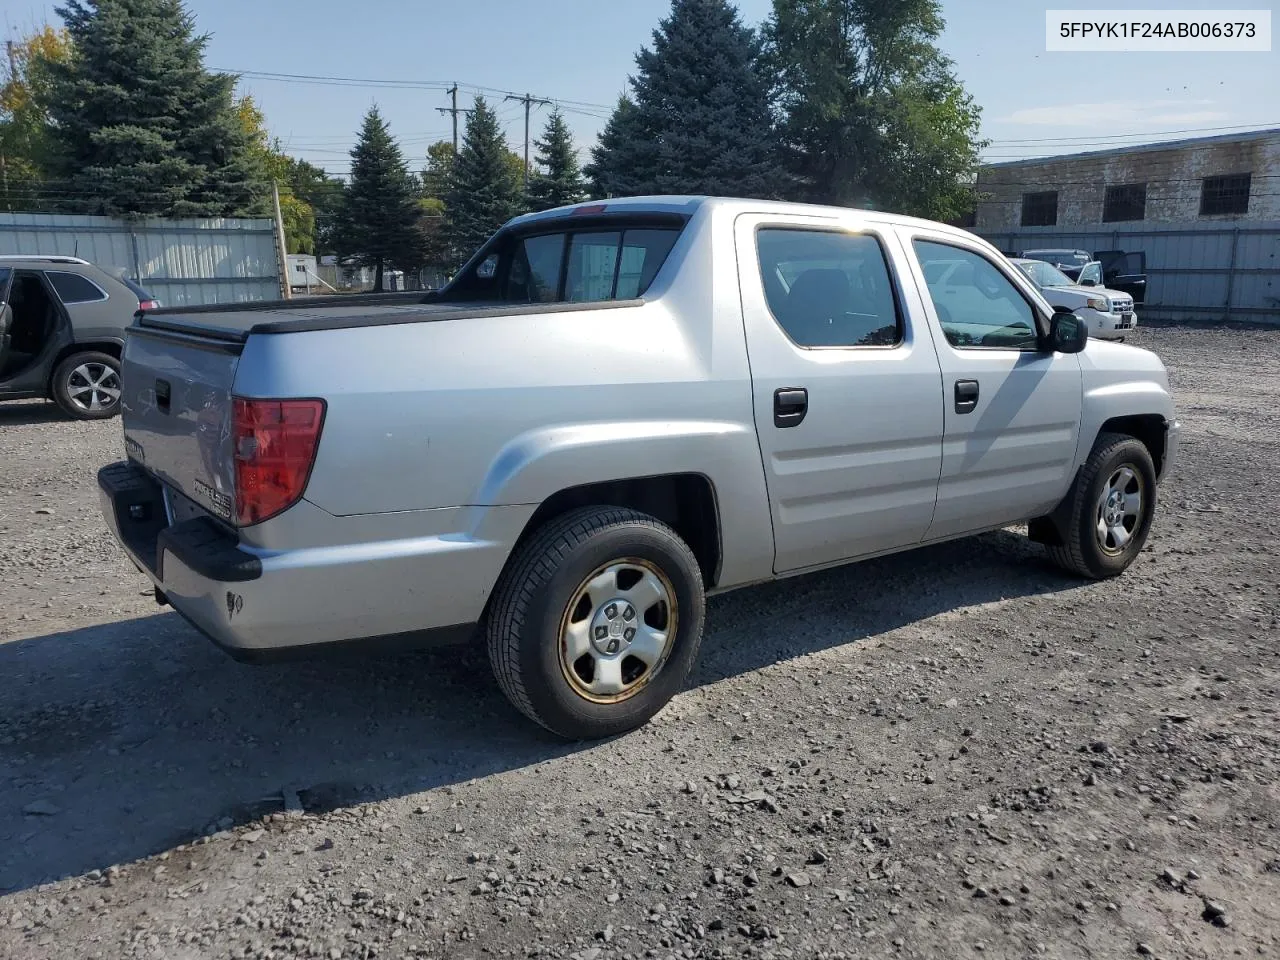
615;229;681;300
914;241;1039;350
565;232;621;302
46;271;108;304
0;267;10;298
506;233;564;302
451;224;682;304
757;229;902;348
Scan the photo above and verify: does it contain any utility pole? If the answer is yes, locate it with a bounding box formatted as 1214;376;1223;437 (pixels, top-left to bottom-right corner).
436;84;472;153
272;181;292;301
504;92;552;189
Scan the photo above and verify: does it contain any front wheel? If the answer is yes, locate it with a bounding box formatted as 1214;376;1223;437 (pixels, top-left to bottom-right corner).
486;506;706;739
51;351;122;420
1045;432;1157;579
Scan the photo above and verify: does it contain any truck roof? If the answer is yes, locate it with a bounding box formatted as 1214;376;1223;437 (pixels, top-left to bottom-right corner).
509;195;981;241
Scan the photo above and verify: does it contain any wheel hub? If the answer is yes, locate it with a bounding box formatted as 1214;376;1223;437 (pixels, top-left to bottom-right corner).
590;599;638;656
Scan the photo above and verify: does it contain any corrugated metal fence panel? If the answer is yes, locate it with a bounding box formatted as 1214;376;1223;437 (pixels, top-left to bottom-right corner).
981;221;1280;322
0;212;280;307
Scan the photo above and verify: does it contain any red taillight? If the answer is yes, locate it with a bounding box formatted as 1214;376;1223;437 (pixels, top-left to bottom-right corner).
138;299;159;311
232;397;326;526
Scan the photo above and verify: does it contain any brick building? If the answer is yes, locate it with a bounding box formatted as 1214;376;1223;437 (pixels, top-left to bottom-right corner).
976;128;1280;232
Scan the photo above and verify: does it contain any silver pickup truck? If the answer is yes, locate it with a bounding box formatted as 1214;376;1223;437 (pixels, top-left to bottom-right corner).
99;196;1179;739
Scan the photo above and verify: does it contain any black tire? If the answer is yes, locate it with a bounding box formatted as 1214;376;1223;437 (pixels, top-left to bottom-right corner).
486;506;706;740
1046;431;1157;579
51;351;122;420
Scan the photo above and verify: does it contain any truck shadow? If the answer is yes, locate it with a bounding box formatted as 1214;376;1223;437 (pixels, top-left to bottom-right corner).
0;529;1079;893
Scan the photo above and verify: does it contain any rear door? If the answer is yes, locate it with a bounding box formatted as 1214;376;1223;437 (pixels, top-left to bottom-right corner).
735;214;945;573
900;232;1083;541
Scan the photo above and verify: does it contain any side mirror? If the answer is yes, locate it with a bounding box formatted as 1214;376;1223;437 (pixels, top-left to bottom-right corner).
1079;277;1097;287
1049;309;1088;353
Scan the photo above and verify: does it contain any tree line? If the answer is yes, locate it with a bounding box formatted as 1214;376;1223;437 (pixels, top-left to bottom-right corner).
1;0;983;288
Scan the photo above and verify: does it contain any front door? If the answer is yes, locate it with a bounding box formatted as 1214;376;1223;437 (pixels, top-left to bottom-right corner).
736;214;945;573
902;235;1083;541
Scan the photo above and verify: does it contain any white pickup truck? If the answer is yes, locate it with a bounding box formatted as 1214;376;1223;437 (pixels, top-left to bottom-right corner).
99;197;1179;739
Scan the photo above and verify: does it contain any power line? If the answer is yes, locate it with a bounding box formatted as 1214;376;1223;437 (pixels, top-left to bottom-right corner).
221;67;613;111
983;121;1279;146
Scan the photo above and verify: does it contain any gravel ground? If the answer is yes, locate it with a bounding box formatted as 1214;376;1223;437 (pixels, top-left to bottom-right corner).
1;325;1278;960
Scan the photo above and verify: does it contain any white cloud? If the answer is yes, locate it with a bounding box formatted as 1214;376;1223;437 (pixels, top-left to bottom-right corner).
998;99;1226;127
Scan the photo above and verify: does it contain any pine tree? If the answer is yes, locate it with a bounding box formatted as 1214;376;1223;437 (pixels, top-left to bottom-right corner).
589;0;783;199
338;106;423;289
765;0;984;219
445;96;523;262
585;96;654;199
48;0;265;218
527;108;586;211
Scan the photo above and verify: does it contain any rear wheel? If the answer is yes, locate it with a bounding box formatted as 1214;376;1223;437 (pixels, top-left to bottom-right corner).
486;506;705;740
1045;432;1157;579
51;351;122;420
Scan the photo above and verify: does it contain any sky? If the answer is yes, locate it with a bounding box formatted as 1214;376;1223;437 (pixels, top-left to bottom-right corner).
2;0;1277;179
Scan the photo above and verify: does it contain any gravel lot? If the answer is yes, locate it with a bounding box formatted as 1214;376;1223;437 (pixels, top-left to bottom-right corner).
1;325;1278;960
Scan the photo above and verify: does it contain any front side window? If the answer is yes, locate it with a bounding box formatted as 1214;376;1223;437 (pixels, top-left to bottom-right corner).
755;228;902;348
913;241;1040;350
46;270;108;304
1078;262;1103;286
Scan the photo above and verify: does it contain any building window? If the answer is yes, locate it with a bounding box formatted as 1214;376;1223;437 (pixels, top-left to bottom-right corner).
1200;173;1251;217
1021;191;1058;227
1103;183;1147;222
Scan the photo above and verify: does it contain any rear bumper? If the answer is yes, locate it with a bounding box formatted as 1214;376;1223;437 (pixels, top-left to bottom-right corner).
98;461;511;657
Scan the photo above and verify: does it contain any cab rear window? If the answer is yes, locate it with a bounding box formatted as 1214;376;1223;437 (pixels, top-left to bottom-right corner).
450;222;682;304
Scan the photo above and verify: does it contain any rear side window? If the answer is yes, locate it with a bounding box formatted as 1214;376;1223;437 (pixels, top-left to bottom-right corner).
46;271;108;304
756;228;902;348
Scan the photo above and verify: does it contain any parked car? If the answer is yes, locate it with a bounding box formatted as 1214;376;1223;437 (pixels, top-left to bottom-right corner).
0;256;159;419
98;197;1179;740
1009;257;1138;340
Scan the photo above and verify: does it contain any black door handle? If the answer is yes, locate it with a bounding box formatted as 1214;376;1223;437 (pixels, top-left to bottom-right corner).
954;379;979;414
774;387;808;428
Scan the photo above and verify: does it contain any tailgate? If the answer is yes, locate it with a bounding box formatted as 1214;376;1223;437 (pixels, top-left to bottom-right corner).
120;325;241;524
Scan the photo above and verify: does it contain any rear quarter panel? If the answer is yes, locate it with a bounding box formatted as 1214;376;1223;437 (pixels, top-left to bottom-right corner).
233;203;778;588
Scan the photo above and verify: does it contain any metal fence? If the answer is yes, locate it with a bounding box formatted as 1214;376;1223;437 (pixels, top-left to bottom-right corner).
0;212;281;306
978;221;1280;325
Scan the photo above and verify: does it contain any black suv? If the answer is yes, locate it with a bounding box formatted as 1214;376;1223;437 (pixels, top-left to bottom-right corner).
0;256;158;419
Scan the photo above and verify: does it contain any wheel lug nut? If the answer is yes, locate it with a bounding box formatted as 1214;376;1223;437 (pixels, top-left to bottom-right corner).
605;603;618;619
624;627;636;642
594;626;608;640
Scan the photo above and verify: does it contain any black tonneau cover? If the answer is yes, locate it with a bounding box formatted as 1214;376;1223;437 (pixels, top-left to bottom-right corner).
134;297;646;341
